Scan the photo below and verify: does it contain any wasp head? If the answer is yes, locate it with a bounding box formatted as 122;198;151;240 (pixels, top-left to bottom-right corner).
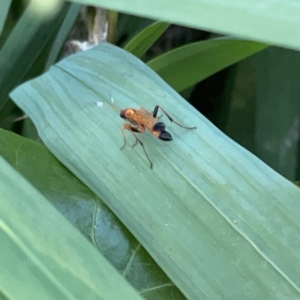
120;108;135;119
120;110;126;119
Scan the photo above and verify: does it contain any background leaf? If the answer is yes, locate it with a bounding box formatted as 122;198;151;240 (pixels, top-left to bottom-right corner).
0;156;144;300
0;0;11;37
45;3;81;70
0;1;70;110
125;21;169;58
148;38;268;92
116;14;153;46
10;43;300;299
253;47;300;180
222;47;300;181
70;0;300;50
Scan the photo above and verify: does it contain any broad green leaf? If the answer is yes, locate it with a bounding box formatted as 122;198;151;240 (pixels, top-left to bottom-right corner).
70;0;300;51
148;38;268;92
0;156;143;300
0;129;186;300
11;43;300;299
124;21;169;58
45;3;81;70
0;0;11;37
0;1;69;110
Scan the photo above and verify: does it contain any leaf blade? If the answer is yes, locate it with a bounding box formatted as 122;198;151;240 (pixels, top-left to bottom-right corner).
124;21;170;58
0;1;69;110
70;0;300;51
45;3;81;70
0;0;11;37
148;38;268;92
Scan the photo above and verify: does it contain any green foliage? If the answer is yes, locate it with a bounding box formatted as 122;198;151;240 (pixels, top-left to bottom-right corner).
1;0;300;299
10;43;300;299
70;0;300;50
0;128;185;299
124;21;169;57
0;2;78;110
148;38;267;92
45;3;81;70
0;156;143;300
0;0;11;36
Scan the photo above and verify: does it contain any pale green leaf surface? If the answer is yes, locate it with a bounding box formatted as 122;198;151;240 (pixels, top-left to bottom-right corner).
0;0;11;37
11;43;300;299
0;129;186;300
0;1;69;110
0;156;143;300
124;21;169;58
148;38;268;92
70;0;300;51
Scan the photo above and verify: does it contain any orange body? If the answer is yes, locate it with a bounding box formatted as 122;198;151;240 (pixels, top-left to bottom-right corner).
121;107;161;138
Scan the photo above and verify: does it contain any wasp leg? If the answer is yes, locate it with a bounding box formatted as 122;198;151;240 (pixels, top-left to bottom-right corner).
121;124;152;168
153;105;196;130
120;127;127;150
132;139;138;148
121;124;141;150
130;131;153;169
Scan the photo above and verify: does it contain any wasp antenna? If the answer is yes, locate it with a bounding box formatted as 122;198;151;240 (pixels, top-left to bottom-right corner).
153;105;196;130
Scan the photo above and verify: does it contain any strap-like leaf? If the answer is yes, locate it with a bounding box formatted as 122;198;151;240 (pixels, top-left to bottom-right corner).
125;21;170;58
148;38;267;92
0;0;11;37
70;0;300;50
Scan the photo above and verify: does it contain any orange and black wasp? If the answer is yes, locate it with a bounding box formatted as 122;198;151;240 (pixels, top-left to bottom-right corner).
120;105;196;168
